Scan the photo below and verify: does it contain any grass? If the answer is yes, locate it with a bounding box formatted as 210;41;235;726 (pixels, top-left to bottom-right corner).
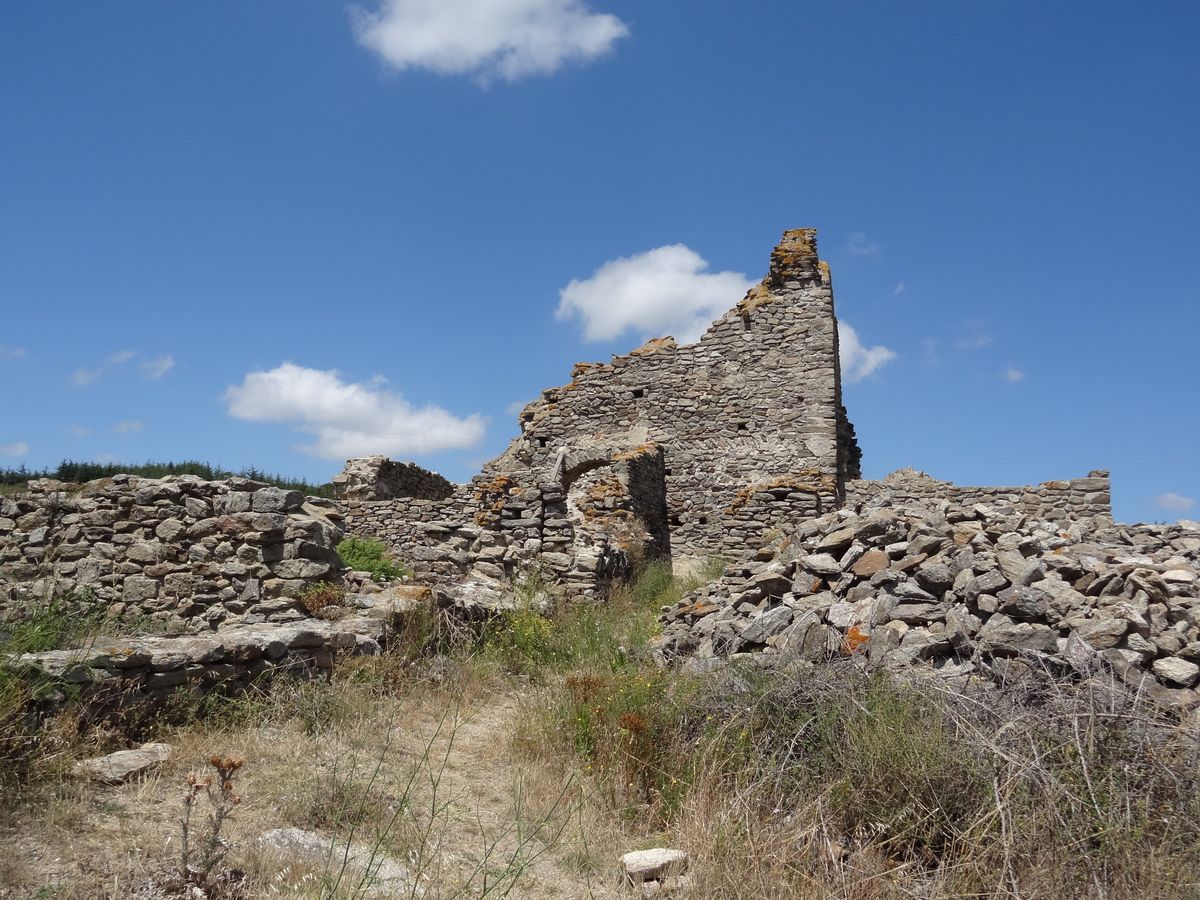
336;537;412;582
2;557;1199;898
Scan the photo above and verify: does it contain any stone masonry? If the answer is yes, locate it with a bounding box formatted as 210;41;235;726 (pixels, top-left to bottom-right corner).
845;468;1113;525
332;227;1121;606
332;456;455;502
336;229;864;589
485;228;860;560
0;475;345;629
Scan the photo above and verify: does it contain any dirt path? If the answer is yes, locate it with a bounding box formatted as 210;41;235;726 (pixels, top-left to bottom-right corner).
402;689;618;899
0;681;623;899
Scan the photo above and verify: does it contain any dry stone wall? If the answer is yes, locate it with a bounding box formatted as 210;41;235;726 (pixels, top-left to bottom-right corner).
331;229;1115;608
0;476;345;629
4;602;404;713
846;468;1113;524
336;444;670;600
332;456;455;502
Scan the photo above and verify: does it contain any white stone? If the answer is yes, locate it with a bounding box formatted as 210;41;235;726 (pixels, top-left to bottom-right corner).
1152;656;1200;687
256;828;418;898
620;848;689;883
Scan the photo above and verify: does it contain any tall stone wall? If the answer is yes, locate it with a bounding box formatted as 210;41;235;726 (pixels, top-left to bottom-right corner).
482;229;859;559
845;468;1113;523
0;476;346;629
329;228;1113;604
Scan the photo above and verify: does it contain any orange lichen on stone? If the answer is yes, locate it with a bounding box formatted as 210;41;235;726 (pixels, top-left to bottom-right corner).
736;278;774;313
611;442;659;463
818;260;832;286
841;625;870;655
771;228;819;268
572;362;603;379
629;336;678;357
579;475;631;520
474;474;516;517
765;228;822;286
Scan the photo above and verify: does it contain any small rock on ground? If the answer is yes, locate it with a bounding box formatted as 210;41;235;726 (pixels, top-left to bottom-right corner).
74;742;173;784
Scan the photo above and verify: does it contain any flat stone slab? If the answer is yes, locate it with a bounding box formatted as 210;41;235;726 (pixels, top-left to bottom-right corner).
74;742;172;784
620;847;689;883
255;827;418;898
7;614;396;682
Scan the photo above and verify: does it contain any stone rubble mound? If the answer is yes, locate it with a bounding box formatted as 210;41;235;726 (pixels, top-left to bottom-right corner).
656;500;1200;706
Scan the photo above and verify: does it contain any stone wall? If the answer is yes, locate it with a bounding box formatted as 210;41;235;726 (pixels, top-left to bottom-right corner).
481;228;859;560
0;476;345;629
336;492;470;575
845;468;1113;523
332;456;455;502
336;445;670;599
328;229;1113;604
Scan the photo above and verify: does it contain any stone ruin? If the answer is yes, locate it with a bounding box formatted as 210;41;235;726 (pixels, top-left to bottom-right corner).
3;227;1198;705
332;228;1113;603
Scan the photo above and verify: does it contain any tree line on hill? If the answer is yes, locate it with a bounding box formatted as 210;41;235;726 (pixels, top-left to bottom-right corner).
0;459;336;498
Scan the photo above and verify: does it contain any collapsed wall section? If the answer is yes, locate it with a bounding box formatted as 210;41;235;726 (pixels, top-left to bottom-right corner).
335;444;670;599
484;229;860;559
332;456;455;502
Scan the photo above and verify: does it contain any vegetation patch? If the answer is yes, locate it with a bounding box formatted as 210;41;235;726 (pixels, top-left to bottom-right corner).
335;537;411;582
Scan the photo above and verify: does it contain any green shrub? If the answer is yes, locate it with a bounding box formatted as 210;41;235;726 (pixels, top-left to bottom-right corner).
484;606;557;675
336;537;410;581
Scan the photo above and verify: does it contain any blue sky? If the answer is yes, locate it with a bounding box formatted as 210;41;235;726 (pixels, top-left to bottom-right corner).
1;1;1196;523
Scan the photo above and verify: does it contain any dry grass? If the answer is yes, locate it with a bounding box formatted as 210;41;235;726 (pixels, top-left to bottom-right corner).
4;561;1200;899
0;656;611;899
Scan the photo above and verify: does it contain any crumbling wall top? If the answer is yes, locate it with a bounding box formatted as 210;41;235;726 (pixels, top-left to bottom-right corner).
333;456;456;502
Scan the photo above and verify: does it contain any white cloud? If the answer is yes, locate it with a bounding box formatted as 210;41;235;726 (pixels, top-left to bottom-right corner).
1155;492;1195;513
71;349;139;386
140;354;175;380
0;441;29;457
68;425;92;438
0;346;25;359
351;0;629;84
113;420;144;434
225;362;486;460
838;322;897;383
956;335;993;350
556;244;756;344
1004;367;1026;383
506;399;532;417
921;338;940;367
848;232;879;256
893;282;905;296
956;319;992;350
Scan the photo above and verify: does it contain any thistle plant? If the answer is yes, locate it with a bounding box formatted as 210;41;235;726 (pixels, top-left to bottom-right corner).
180;755;244;885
